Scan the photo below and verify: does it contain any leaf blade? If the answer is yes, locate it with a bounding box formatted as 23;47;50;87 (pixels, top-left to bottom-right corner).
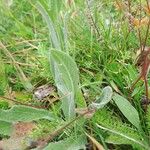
0;105;54;123
44;135;87;150
113;93;140;129
89;86;113;110
50;50;80;119
35;2;61;51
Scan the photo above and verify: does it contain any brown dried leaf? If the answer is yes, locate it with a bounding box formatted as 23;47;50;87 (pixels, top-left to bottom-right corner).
85;133;105;150
34;84;55;100
75;108;95;118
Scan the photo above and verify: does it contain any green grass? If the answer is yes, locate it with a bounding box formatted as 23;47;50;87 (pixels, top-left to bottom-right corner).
1;0;150;149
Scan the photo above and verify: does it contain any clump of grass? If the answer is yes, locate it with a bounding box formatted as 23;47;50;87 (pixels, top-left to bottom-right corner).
2;0;150;149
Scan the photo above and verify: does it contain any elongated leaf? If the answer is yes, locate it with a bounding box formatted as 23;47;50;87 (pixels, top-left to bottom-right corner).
113;93;140;129
44;135;86;150
51;50;79;92
97;124;147;149
0;105;54;123
0;121;12;136
63;13;69;53
89;86;113;110
50;50;80;119
36;2;61;51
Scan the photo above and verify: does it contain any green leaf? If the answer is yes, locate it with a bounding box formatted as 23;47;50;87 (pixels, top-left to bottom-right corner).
93;109;145;149
89;86;113;110
0;105;54;123
97;124;147;150
44;135;87;150
50;50;80;120
113;93;140;129
106;134;144;150
35;1;61;51
0;121;12;136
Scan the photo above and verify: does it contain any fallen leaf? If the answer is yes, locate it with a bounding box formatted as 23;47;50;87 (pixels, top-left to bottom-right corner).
85;132;105;150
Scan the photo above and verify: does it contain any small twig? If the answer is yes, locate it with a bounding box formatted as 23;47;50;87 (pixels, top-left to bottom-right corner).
142;0;150;51
142;18;150;51
127;0;131;13
0;38;46;48
138;0;143;52
0;41;33;91
36;109;95;149
0;96;45;109
86;0;101;41
5;61;38;67
130;74;142;92
12;47;36;55
127;0;131;32
26;41;39;49
146;0;150;10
